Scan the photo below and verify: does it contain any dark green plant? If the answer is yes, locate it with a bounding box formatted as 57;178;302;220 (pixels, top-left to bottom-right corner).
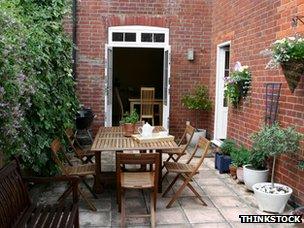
0;0;79;175
220;139;237;156
181;85;212;128
120;110;139;124
299;161;304;170
231;146;251;167
251;123;303;187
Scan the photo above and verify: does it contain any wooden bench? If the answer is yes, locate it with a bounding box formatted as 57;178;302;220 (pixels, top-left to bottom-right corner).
0;159;80;228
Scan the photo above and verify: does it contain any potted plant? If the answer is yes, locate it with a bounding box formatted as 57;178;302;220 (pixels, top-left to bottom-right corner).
250;123;303;213
215;139;236;174
181;85;212;146
119;110;139;137
243;149;269;191
224;62;251;108
230;146;250;182
262;36;304;93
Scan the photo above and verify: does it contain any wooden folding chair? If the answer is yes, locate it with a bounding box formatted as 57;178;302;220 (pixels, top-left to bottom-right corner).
162;137;211;208
50;139;97;211
116;152;160;228
161;124;195;181
65;128;94;164
140;87;155;126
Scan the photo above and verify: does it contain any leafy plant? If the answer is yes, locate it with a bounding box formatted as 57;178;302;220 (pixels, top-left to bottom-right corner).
299;161;304;170
120;110;139;124
231;146;251;167
262;36;304;68
224;62;251;107
181;85;212;128
220;139;237;156
251;123;303;187
0;0;79;175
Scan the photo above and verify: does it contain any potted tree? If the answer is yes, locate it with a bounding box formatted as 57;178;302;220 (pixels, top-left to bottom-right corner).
230;146;250;182
251;123;303;213
263;36;304;93
181;85;212;146
215;139;236;174
119;110;139;137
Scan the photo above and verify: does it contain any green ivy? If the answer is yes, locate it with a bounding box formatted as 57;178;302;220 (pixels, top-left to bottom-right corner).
0;0;79;175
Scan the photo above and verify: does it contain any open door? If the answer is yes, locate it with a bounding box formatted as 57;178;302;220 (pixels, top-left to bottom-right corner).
105;45;113;127
162;47;171;130
214;43;230;145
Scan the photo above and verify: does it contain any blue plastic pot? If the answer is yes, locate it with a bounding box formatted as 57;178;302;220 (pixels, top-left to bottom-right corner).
214;152;221;169
217;155;231;174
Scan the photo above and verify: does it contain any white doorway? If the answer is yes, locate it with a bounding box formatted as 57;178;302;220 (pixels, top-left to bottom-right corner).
213;42;230;146
104;26;171;130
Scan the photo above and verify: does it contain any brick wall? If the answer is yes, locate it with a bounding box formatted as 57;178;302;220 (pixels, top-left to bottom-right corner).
74;0;304;205
209;0;304;205
75;0;212;136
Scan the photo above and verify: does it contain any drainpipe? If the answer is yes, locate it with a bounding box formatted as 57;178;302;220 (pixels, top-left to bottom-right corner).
72;0;77;79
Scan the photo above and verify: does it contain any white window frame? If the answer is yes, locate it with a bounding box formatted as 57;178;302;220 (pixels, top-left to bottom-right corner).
105;26;171;128
108;25;169;48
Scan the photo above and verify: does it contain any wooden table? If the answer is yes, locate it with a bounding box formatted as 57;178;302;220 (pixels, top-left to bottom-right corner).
129;98;163;123
91;126;178;193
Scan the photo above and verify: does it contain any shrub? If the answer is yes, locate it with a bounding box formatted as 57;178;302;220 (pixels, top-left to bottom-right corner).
0;0;79;175
231;146;251;167
220;139;237;156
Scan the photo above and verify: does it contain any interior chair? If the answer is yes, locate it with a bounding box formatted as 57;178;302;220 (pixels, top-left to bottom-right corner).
140;87;155;126
162;137;211;208
50;139;97;211
116;152;160;228
114;87;124;122
161;124;195;181
66;128;94;164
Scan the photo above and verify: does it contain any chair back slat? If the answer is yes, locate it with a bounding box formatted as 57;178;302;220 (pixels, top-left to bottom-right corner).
178;124;195;146
65;129;82;157
116;153;160;189
50;139;69;174
186;137;211;173
0;159;31;228
140;87;155;117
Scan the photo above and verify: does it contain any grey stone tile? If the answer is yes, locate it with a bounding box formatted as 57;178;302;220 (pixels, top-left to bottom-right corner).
156;208;189;225
210;196;247;208
191;223;231;228
178;196;214;209
219;207;256;222
183;207;226;223
195;177;226;186
230;222;273;228
202;185;237;197
79;198;111;212
79;211;111;227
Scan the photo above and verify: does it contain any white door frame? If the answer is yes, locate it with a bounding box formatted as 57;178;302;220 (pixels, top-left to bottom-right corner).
213;41;230;146
105;26;171;129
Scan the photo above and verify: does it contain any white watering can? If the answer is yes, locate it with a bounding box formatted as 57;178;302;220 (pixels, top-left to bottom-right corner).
138;122;155;137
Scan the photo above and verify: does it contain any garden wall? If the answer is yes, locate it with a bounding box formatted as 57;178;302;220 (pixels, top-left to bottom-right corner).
208;0;304;205
75;0;212;136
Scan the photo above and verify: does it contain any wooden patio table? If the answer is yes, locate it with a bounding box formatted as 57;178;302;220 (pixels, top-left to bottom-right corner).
91;126;178;193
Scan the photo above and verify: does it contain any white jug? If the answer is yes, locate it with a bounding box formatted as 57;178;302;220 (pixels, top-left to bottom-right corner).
138;122;155;137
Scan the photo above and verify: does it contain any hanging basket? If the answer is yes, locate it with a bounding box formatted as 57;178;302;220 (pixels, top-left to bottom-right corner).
280;61;304;93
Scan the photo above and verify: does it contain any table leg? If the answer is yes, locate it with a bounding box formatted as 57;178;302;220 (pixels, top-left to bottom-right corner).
93;151;103;193
158;151;162;193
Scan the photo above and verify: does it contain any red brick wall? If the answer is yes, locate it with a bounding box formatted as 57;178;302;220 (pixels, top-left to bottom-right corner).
209;0;304;205
75;0;212;136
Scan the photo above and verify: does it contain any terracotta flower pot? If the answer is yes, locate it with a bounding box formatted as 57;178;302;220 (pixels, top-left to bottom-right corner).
229;165;237;179
280;61;304;93
122;123;135;137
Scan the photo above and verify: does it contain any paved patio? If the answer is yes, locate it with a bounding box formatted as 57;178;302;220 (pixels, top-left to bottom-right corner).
32;152;294;228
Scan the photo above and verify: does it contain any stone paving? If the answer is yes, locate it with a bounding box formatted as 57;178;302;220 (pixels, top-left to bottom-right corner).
33;152;296;228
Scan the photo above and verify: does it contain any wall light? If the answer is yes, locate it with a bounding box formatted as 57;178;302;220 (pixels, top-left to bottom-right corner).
187;49;194;61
